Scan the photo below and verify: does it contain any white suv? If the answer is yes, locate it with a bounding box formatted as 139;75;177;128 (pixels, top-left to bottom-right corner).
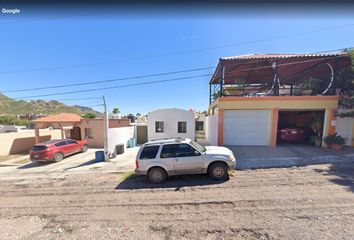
135;138;236;183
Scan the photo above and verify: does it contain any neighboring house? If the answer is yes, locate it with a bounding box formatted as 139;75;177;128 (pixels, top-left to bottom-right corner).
206;52;353;147
0;125;27;133
147;108;195;141
32;113;132;148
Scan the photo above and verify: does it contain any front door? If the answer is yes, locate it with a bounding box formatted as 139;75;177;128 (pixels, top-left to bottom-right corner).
70;127;82;141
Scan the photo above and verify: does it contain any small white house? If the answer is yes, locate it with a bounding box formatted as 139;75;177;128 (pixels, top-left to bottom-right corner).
147;108;195;141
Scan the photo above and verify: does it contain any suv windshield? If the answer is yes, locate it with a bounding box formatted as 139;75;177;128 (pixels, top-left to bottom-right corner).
189;140;206;153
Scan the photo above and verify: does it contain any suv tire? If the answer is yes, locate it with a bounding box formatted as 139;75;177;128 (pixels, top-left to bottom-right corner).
81;145;88;153
54;152;64;162
148;167;167;183
208;162;228;180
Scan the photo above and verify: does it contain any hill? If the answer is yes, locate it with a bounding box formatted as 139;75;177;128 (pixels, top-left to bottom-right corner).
0;93;100;116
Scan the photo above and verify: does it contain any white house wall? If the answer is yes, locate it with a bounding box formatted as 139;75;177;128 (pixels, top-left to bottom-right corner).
107;126;135;153
336;109;353;146
148;108;195;141
205;113;218;146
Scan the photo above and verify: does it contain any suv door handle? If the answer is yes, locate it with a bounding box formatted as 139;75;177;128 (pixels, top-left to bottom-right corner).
175;158;179;161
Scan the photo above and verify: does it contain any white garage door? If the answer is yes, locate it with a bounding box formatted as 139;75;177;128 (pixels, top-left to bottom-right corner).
224;110;271;145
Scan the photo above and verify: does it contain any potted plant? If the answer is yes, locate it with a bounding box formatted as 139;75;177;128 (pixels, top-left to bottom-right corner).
324;133;346;150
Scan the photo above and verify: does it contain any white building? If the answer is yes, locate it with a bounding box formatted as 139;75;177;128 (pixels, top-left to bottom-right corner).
147;108;195;141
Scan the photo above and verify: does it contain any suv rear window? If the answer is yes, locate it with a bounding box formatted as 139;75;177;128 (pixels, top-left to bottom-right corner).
31;145;48;151
140;145;160;159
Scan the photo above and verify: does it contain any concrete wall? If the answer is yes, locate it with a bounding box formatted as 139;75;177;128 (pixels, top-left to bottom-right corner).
336;109;354;146
205;113;218;146
0;129;62;156
80;118;131;148
107;126;135;153
148;108;195;141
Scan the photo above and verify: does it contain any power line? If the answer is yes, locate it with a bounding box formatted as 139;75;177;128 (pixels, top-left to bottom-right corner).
2;67;215;93
12;73;213;100
3;46;353;94
1;23;354;74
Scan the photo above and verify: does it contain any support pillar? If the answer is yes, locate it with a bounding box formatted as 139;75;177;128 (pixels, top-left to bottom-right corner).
218;109;224;146
61;128;65;139
323;108;337;147
270;109;279;147
34;128;40;144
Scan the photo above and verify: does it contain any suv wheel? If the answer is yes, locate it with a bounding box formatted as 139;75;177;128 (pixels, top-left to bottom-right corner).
208;162;228;180
54;152;64;162
81;145;88;153
148;167;167;183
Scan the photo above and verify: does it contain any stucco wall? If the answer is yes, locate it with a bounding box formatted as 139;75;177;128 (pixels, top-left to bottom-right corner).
80;119;131;148
107;126;135;153
205;113;218;146
148;108;195;141
0;129;62;156
336;109;354;146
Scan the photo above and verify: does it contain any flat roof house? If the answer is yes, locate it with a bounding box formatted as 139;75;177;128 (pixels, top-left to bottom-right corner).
147;108;195;141
33;113;131;148
206;52;353;147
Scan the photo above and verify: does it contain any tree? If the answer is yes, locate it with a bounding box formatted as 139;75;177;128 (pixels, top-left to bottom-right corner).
112;108;120;115
82;112;97;119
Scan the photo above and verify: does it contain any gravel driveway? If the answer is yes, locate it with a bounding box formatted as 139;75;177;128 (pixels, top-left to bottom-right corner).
0;161;353;239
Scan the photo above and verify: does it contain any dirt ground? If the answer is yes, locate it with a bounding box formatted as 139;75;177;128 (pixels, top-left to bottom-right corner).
0;162;354;240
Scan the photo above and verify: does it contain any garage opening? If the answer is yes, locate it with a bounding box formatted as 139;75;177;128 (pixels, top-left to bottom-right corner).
277;110;325;146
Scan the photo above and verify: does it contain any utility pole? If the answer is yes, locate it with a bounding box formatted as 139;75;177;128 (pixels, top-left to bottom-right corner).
102;96;109;162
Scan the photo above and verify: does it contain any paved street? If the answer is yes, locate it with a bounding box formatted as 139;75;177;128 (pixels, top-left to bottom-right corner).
0;161;353;239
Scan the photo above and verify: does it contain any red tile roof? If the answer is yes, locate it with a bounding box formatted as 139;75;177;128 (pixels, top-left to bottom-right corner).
32;113;82;123
221;52;348;61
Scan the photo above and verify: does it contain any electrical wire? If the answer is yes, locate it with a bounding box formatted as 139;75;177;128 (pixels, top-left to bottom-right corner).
1;24;353;74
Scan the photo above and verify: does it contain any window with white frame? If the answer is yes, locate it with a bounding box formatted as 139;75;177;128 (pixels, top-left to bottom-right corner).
155;121;164;133
84;128;93;139
178;121;187;133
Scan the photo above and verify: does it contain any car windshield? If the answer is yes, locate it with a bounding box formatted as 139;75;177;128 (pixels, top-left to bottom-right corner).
189;140;206;153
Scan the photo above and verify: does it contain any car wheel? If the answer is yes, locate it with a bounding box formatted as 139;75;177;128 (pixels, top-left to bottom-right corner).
54;152;64;162
81;145;88;153
148;167;167;184
208;162;228;180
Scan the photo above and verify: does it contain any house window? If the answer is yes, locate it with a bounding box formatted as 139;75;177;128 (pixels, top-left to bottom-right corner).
85;128;93;139
196;121;204;131
178;121;187;133
155;121;164;133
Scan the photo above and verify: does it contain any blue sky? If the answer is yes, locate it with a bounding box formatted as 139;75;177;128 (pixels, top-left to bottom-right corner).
1;6;354;115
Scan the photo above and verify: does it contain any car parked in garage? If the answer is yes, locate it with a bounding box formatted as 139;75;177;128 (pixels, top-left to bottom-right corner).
278;127;307;142
30;139;88;162
135;138;236;183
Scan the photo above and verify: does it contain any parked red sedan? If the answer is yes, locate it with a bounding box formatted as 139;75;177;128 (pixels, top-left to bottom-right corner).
30;139;88;162
278;128;307;142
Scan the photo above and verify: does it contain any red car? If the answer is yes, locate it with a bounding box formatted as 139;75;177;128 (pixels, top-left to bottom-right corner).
278;128;307;142
30;139;88;162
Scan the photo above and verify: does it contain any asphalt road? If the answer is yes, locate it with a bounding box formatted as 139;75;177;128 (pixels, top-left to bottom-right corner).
0;161;353;240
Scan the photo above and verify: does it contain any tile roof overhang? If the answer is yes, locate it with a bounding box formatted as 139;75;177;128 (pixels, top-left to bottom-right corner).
210;52;352;85
32;113;82;123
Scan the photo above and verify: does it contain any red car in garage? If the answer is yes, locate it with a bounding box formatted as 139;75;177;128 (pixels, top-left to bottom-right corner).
278;127;307;142
30;139;88;162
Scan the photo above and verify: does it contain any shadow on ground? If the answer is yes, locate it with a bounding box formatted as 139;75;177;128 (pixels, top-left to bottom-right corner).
314;161;354;193
17;161;51;169
115;174;228;190
64;158;102;170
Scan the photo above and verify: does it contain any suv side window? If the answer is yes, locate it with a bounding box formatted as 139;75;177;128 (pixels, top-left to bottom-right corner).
140;145;160;159
175;144;200;157
67;140;77;144
55;141;67;147
160;144;176;158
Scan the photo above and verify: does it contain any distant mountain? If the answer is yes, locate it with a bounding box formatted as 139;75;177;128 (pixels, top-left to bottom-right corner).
0;93;100;116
